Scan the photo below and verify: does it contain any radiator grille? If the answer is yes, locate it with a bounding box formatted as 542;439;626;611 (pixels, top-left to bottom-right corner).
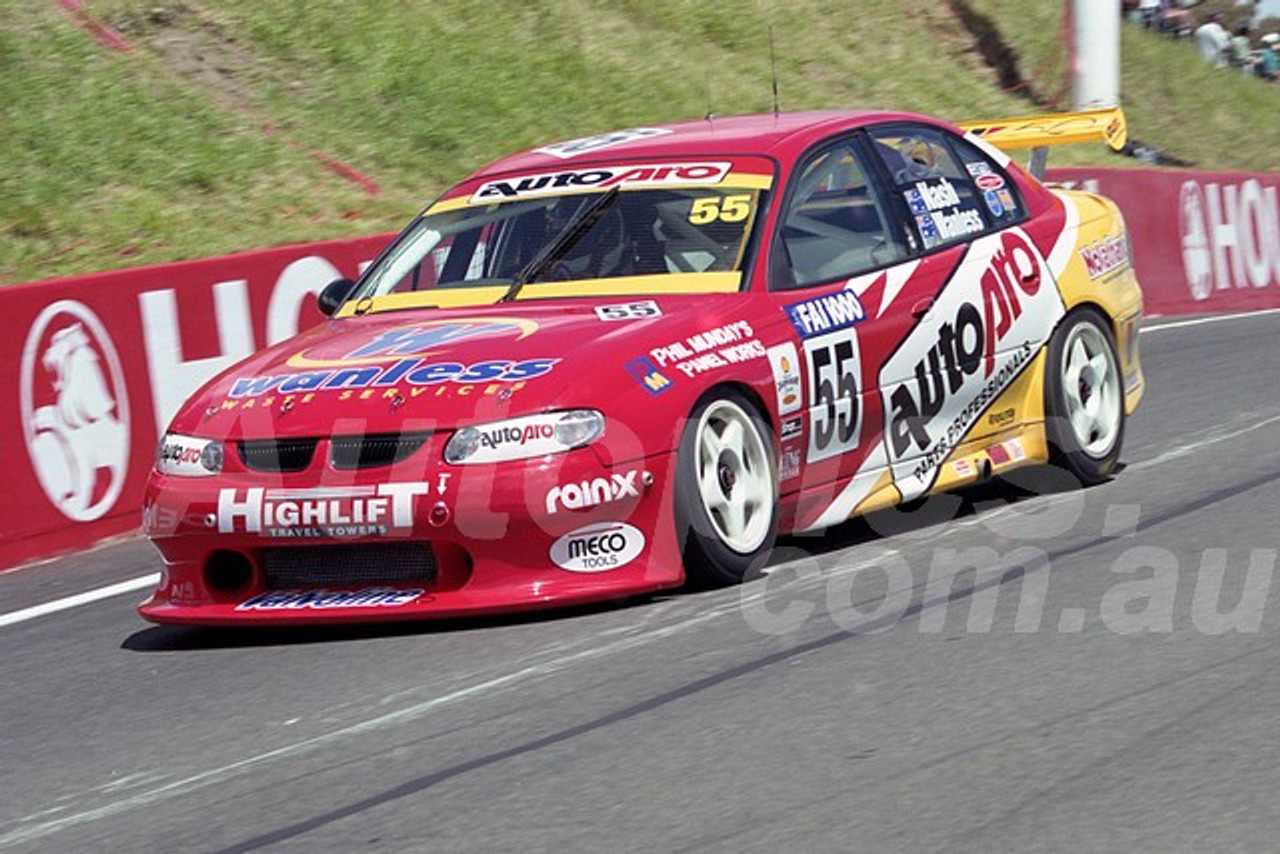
262;543;436;589
238;438;317;473
330;432;431;470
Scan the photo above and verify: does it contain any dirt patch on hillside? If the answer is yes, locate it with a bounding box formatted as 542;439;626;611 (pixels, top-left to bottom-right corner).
888;1;1037;102
948;0;1064;106
105;2;284;110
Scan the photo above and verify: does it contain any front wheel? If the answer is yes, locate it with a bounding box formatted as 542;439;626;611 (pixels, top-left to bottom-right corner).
1044;308;1125;485
674;390;778;586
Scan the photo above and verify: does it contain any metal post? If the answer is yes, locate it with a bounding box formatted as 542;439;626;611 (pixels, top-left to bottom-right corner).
1073;0;1121;109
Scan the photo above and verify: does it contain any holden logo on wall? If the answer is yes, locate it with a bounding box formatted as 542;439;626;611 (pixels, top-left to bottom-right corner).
20;300;131;521
1179;180;1213;302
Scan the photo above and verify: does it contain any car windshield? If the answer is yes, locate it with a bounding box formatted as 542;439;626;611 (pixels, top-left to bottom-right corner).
354;185;767;305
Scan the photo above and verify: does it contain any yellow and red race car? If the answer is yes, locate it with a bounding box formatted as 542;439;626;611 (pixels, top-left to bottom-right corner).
140;107;1143;625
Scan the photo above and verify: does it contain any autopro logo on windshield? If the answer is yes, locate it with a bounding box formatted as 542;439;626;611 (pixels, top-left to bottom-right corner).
469;163;730;203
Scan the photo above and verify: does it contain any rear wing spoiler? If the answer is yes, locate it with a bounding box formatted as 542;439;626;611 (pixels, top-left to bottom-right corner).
956;107;1128;180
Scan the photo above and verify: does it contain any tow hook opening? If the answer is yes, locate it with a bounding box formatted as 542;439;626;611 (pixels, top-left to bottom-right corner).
206;550;254;592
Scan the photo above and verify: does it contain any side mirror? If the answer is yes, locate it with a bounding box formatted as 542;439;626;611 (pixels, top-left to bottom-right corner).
317;278;358;317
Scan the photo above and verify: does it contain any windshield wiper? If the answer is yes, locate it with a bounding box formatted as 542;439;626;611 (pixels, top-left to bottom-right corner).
498;187;621;303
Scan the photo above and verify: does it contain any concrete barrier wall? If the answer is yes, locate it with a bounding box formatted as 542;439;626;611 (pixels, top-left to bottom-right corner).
4;165;1279;569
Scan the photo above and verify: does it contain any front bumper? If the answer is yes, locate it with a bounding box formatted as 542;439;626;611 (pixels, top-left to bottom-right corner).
138;441;683;626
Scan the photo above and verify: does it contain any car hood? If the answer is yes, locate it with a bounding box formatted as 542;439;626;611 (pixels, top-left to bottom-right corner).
169;298;758;441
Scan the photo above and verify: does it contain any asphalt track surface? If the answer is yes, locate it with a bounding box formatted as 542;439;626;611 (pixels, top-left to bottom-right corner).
3;310;1280;853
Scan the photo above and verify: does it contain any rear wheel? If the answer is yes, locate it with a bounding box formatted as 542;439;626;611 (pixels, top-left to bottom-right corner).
1044;308;1124;484
674;390;778;586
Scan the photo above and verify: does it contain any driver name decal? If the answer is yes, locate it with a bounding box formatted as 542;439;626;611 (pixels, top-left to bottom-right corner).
907;178;985;247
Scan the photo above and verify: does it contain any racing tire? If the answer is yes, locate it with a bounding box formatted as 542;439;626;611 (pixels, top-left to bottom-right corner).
1044;307;1125;485
674;389;779;586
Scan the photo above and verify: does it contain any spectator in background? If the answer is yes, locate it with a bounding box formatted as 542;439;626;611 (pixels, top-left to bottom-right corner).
1194;11;1232;66
1139;0;1161;27
1259;33;1280;80
1161;1;1196;37
1230;23;1257;73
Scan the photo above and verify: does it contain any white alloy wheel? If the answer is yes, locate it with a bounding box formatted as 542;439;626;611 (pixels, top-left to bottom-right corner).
693;398;773;554
1060;320;1122;459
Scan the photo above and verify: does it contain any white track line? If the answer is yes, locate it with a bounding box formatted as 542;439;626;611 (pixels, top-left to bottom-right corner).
1141;307;1280;333
1129;411;1280;472
0;553;887;847
0;574;158;628
5;307;1279;631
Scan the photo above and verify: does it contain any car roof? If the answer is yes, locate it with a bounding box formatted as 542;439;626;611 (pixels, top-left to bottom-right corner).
474;109;953;178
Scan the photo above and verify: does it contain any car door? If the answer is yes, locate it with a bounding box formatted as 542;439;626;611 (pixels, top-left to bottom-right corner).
866;122;1064;502
766;135;952;503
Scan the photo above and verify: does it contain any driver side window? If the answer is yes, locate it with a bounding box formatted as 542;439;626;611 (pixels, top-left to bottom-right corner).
772;141;907;291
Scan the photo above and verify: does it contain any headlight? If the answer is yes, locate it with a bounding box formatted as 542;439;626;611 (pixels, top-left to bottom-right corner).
444;410;605;465
156;433;223;476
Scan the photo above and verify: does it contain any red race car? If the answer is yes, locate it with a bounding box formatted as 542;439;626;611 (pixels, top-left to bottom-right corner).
140;108;1144;625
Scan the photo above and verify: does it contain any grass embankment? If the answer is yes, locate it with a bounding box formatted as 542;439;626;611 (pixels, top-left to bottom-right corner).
3;0;1278;284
